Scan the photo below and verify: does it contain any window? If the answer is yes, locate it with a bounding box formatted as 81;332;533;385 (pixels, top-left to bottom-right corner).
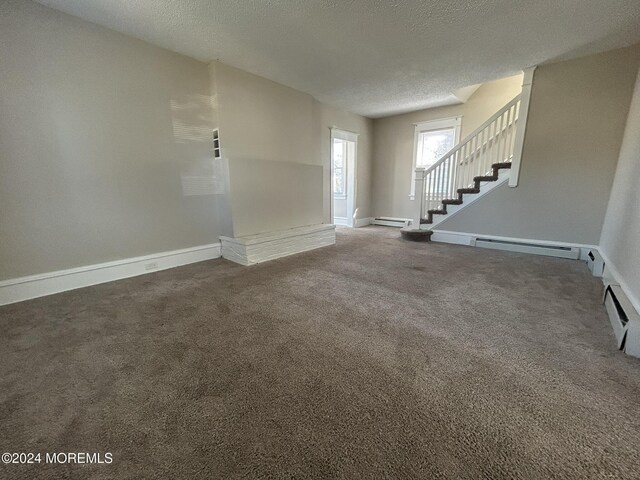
410;117;461;197
333;138;346;197
416;128;456;169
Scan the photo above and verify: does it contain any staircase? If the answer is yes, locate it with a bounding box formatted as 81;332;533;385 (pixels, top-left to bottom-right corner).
421;162;512;225
403;94;523;240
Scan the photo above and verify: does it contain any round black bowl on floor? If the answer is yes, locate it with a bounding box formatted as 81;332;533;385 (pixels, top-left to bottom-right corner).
400;228;433;242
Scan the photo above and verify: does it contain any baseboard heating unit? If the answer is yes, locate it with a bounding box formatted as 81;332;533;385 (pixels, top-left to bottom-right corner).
473;238;580;259
586;249;605;277
603;282;640;358
370;217;411;228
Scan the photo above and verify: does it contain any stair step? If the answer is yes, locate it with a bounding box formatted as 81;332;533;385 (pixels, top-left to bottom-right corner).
442;199;463;205
474;175;497;182
427;209;447;215
420;218;433;224
491;162;512;170
457;188;480;194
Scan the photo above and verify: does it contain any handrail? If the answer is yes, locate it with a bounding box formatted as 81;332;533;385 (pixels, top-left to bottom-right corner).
420;94;521;177
413;93;522;227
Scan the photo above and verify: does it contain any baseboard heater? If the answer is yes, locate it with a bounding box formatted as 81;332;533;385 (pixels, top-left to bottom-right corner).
603;283;640;358
586;249;605;277
370;217;411;228
473;238;580;259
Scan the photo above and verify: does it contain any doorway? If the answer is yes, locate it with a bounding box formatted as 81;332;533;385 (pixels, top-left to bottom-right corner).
330;128;357;227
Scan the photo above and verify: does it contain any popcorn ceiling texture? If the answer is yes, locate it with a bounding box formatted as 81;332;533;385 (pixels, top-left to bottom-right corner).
35;0;640;117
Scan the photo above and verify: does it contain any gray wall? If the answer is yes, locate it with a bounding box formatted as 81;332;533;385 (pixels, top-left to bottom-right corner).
600;67;640;307
0;0;232;280
371;75;523;220
437;46;640;245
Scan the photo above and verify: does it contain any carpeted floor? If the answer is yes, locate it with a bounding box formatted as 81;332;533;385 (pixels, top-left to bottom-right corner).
1;226;639;479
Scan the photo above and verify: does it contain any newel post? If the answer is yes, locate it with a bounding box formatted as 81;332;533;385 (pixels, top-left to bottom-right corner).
509;66;536;187
412;168;427;229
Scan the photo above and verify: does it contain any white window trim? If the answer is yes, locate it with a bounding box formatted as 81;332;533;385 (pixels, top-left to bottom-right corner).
409;116;462;199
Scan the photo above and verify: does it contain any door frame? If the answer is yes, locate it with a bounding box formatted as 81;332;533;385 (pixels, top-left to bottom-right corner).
330;127;358;227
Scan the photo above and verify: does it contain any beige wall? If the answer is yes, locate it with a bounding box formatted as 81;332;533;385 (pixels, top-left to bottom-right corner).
213;61;373;235
13;0;635;283
371;74;523;219
600;67;640;307
0;1;375;281
0;0;232;281
214;62;316;166
227;159;324;237
437;45;640;245
214;61;320;237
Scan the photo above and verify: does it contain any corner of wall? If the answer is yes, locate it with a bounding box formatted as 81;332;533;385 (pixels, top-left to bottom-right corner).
597;60;640;309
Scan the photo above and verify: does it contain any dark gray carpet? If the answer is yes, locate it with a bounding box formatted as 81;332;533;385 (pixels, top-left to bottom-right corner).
1;226;639;479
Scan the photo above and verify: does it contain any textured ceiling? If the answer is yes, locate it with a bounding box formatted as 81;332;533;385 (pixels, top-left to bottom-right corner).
35;0;640;118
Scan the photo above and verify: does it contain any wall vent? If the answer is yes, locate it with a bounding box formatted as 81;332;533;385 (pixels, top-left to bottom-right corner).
212;128;221;159
473;238;580;259
603;283;640;358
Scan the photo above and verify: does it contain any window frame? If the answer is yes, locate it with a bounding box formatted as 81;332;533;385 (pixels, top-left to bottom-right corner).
410;116;462;199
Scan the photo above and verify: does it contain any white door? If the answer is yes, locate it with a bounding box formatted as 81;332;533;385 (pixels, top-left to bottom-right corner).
330;129;358;227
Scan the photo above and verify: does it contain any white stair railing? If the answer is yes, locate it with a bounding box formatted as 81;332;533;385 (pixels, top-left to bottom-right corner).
414;94;521;226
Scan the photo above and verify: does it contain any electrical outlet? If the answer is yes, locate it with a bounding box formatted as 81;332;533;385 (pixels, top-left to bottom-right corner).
145;262;158;271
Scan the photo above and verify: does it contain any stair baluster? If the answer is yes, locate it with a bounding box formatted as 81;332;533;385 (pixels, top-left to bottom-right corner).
415;94;522;228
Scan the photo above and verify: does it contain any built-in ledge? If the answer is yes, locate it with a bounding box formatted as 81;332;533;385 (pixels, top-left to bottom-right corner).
220;224;336;266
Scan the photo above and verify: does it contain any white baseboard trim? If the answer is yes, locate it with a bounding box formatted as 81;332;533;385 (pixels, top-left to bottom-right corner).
0;243;222;306
599;249;640;315
431;230;598;261
220;224;336;266
354;217;372;228
333;216;350;226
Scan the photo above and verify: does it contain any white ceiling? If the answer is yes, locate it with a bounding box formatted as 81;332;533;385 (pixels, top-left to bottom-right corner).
36;0;640;118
